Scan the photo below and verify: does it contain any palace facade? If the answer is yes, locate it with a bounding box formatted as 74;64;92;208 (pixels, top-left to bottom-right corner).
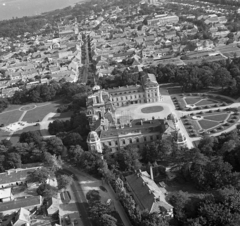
86;73;187;153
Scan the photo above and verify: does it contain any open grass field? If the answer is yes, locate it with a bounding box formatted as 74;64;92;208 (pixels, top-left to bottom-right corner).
22;102;61;123
203;113;228;122
184;98;202;105
0;110;23;125
141;106;164;113
198;119;219;130
51;111;73;120
195;99;218;106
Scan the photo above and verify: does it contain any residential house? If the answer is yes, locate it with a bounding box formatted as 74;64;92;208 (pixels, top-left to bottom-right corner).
164;30;176;40
0;196;42;215
0;188;13;202
0;167;41;188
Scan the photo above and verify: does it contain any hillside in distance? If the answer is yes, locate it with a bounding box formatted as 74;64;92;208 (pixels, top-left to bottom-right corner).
0;0;85;20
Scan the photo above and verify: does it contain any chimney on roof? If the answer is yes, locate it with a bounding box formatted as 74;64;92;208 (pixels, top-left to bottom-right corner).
140;120;143;125
150;165;154;181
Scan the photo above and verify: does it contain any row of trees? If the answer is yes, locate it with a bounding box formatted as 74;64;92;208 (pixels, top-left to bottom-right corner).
98;57;240;97
10;81;88;105
199;0;240;6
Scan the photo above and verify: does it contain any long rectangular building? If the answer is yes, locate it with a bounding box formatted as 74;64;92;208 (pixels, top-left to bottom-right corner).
147;15;179;26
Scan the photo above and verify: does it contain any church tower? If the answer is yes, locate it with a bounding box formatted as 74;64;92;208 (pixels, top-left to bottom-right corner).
87;131;103;153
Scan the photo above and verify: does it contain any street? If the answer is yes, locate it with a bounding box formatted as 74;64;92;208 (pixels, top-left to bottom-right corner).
64;164;132;226
60;165;92;226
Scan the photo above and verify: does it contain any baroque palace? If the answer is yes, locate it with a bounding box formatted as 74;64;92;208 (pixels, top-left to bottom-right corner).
86;74;187;153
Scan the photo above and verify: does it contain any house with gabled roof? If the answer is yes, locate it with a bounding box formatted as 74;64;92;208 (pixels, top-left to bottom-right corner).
126;170;173;216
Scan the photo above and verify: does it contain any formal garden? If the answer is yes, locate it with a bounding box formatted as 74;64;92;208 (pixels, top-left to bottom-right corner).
171;93;234;111
181;108;240;137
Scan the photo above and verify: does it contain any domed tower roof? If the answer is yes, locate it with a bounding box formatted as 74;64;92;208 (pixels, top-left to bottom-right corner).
87;131;100;143
167;113;178;123
92;85;100;92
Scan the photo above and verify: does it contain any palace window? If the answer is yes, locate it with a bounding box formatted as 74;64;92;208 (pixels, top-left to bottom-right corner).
108;141;112;146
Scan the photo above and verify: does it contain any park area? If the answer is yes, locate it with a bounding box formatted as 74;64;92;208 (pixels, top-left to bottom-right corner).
182;108;240;137
0;100;67;144
171;93;233;111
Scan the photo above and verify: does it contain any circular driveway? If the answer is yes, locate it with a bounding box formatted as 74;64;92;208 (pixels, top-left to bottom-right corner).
115;102;173;120
141;106;164;114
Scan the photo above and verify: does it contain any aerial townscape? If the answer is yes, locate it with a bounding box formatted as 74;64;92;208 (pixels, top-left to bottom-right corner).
1;0;240;225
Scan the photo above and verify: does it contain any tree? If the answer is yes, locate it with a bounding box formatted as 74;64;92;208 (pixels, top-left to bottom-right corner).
68;145;84;162
169;191;190;222
89;201;112;223
0;98;8;112
214;67;232;90
19;131;42;144
43;152;62;172
42;137;65;155
115;146;141;172
62;132;83;146
26;167;50;184
99;214;117;226
86;190;101;203
142;142;159;163
4;152;22;169
48;120;70;135
57;174;73;190
37;183;57;198
141;212;169;226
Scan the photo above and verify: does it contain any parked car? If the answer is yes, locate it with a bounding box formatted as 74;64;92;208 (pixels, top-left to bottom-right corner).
60;191;71;204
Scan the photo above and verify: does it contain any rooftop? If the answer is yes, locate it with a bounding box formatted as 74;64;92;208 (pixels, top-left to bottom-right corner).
126;171;173;213
0;196;42;213
100;119;165;139
0;167;41;185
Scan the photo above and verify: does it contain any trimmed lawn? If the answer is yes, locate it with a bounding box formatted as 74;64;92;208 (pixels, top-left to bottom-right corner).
22;103;60;123
198;119;219;130
51;111;73;120
141;106;164;113
204;114;228;122
185;98;202;105
0;110;23;125
195;99;217;106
